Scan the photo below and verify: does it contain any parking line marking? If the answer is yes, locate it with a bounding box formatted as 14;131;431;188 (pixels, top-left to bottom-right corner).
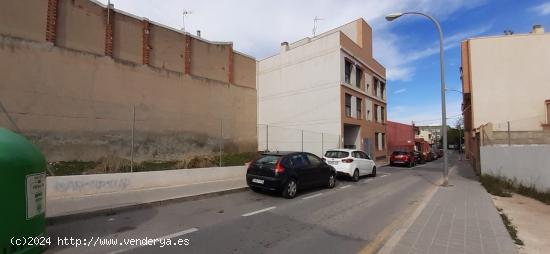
302;193;323;200
339;185;351;189
242;206;276;217
108;227;198;254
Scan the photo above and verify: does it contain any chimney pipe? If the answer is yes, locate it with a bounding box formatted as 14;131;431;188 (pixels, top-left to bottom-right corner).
280;41;289;53
197;30;201;37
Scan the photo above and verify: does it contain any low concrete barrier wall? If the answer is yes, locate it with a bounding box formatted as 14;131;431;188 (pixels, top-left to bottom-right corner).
481;145;550;192
46;166;247;217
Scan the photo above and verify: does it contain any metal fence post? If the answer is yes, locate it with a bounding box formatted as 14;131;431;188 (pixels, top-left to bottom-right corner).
130;105;135;172
301;130;304;152
506;121;510;146
220;119;223;167
266;124;269;151
321;132;324;155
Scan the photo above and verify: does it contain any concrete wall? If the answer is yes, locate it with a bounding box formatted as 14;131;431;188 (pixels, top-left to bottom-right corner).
481;145;550;192
258;32;342;135
46;165;246;217
0;0;48;42
0;0;257;162
149;24;185;73
113;12;142;64
0;36;256;161
469;33;550;131
191;38;230;83
57;0;106;55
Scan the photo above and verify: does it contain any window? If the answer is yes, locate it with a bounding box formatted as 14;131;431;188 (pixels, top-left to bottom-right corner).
352;151;361;158
375;132;379;150
374;105;379;122
374;78;379;97
356;98;362;119
546;100;550;124
380;82;386;99
376;133;385;151
344;60;352;84
359;151;370;160
306;154;322;167
367;109;371;121
355;67;362;88
345;94;352;117
381;106;385;123
289;154;308;169
325;150;349;158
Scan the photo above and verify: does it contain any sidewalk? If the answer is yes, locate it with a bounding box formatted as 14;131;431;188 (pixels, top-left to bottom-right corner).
386;158;518;254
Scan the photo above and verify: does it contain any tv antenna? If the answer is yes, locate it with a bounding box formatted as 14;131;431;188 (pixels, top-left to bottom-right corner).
312;16;323;37
182;9;194;32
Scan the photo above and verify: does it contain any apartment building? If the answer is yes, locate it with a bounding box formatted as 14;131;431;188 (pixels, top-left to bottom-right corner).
417;125;441;144
461;25;550;174
258;19;388;163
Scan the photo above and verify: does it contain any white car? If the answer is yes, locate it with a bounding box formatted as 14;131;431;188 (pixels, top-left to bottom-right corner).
323;149;376;181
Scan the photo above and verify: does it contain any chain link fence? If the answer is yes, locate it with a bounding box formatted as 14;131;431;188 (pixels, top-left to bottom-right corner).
257;124;341;157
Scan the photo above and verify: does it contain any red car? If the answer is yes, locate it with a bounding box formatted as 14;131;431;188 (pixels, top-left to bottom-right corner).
390;151;416;167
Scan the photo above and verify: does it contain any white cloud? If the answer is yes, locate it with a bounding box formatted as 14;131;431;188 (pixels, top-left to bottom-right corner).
530;2;550;16
394;88;407;94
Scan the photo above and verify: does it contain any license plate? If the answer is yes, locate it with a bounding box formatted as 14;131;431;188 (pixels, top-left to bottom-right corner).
328;161;338;165
252;178;264;184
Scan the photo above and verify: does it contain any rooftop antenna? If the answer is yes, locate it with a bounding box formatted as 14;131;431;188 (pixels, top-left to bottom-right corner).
182;9;194;32
312;16;323;37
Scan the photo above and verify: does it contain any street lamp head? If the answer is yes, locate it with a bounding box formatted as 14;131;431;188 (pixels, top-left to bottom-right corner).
385;13;404;21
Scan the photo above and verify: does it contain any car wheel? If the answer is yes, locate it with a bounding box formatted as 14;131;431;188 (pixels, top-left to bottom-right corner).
327;174;336;188
371;166;377;177
282;179;297;199
352;169;360;182
250;186;260;192
408;161;413;168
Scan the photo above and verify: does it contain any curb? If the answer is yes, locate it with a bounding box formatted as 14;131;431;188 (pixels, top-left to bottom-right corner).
46;186;249;224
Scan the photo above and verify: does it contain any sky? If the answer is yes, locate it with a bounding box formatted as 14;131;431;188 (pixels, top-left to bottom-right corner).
98;0;550;126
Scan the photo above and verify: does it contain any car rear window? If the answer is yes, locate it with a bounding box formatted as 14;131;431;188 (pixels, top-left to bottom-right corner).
324;151;349;158
255;155;281;166
392;151;407;155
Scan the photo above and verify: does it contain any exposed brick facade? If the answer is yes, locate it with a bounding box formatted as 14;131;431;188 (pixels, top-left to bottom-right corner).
228;44;234;84
104;4;115;57
142;20;150;65
184;35;191;74
45;0;59;43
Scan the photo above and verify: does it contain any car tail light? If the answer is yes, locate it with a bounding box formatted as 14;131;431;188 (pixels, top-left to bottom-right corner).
275;160;285;174
342;158;354;163
247;159;257;171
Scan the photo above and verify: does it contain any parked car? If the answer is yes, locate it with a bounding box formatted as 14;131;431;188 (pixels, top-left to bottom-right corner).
413;151;425;164
323;149;376;181
389;151;416;167
424;151;433;162
437;149;444;158
430;151;439;161
246;151;336;199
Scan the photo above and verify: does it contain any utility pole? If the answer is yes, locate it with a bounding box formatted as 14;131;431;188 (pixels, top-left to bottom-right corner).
312;16;323;37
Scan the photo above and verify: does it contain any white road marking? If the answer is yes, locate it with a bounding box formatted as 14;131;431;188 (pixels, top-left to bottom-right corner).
107;227;198;254
242;206;276;217
381;174;388;178
302;193;323;200
339;185;351;189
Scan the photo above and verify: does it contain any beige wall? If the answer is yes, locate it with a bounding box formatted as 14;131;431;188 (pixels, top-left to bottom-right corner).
0;0;47;42
469;33;550;131
233;53;256;89
191;38;230;83
57;0;106;55
149;24;185;73
113;12;142;64
0;37;256;161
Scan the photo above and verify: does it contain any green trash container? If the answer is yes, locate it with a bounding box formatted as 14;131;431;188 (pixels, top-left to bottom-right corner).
0;128;46;254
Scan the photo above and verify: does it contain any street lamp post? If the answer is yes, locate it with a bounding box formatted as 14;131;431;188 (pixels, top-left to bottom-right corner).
386;12;449;186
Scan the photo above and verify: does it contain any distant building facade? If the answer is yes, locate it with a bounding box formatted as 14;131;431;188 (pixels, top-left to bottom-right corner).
387;121;417;152
461;25;550;173
258;19;388;163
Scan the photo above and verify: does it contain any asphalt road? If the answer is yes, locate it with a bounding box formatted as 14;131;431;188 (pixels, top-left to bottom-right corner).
46;157;451;254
